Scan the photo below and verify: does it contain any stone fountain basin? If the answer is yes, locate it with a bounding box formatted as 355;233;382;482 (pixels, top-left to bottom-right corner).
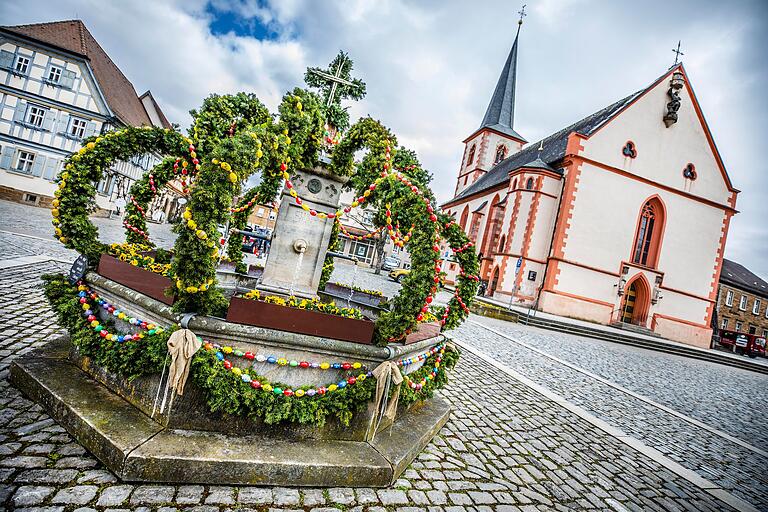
10;271;452;486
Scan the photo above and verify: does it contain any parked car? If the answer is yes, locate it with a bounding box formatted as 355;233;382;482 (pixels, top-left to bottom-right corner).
382;256;401;271
717;330;766;358
388;268;409;283
389;268;446;287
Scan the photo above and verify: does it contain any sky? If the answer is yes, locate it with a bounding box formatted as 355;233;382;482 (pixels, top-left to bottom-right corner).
1;0;767;278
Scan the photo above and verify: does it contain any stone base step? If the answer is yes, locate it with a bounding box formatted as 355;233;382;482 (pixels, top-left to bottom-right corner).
9;344;451;486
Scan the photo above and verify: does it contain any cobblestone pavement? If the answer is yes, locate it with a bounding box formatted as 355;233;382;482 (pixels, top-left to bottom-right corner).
0;199;177;251
0;259;735;511
0;214;760;511
448;318;768;510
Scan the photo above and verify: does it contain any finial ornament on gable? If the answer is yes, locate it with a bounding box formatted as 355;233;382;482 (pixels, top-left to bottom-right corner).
663;46;686;128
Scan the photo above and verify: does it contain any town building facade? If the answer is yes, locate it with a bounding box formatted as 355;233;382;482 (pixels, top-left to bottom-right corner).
0;20;173;215
715;259;768;339
441;25;738;348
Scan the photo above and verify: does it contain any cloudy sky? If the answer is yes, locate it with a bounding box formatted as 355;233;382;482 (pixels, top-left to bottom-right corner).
2;0;767;277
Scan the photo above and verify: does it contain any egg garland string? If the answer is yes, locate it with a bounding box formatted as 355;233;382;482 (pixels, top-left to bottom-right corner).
206;340;445;398
204;342;373;398
203;340;368;371
76;282;166;343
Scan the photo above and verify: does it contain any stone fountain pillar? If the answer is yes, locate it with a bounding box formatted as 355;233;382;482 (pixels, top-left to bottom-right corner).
259;166;347;298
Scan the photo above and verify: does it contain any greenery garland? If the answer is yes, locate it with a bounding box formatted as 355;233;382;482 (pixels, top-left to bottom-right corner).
53;127;190;263
42;273;457;427
51;60;479;342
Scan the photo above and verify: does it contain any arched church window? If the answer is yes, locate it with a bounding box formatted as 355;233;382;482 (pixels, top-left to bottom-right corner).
512;178;518;190
525;177;535;190
622;141;637;158
683;163;697;180
631;198;665;268
498;235;506;253
459;206;469;230
467;144;476;166
494;145;507;164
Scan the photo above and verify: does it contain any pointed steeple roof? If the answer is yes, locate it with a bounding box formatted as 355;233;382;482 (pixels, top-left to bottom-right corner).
479;24;526;142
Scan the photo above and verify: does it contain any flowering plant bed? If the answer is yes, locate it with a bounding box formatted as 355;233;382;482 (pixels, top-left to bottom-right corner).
97;254;174;305
227;296;375;344
323;281;385;308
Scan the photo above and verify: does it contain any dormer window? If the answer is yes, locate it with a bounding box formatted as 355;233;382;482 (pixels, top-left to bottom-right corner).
494;145;507;164
467;144;476;166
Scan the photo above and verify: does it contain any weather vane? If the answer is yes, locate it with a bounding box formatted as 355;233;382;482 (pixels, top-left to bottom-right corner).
672;40;684;66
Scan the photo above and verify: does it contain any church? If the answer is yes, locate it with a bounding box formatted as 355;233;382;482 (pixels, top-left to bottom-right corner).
441;24;738;348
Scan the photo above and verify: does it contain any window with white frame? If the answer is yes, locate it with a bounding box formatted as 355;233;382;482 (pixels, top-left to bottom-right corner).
69;118;87;138
14;55;30;74
268;210;276;220
725;290;734;306
15;150;35;173
754;298;761;315
26;105;45;127
256;208;265;217
721;318;728;329
739;295;748;311
47;66;62;83
763;329;767;338
735;320;743;332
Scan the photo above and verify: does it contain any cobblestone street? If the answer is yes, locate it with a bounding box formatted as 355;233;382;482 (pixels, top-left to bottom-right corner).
0;202;766;511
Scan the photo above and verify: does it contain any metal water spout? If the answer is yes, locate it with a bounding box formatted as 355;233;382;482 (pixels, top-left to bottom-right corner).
293;239;308;254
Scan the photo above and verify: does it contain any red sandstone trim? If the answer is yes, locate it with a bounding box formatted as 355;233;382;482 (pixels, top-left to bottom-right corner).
652;312;709;330
546;289;615;309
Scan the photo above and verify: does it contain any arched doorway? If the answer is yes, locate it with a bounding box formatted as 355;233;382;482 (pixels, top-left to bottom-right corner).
620;275;650;326
489;267;500;296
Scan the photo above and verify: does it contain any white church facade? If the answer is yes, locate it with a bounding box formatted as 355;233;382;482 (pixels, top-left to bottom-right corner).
441;27;738;348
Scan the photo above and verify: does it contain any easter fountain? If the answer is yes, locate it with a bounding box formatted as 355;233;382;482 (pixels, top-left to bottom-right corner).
9;53;480;486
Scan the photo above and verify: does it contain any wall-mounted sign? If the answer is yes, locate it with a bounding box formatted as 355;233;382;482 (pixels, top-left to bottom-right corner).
527;270;537;281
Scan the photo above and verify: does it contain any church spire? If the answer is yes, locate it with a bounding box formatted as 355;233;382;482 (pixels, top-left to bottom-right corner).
479;7;526;142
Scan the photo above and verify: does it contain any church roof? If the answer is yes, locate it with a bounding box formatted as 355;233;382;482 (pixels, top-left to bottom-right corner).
720;259;768;299
519;155;556;173
0;20;168;128
478;27;525;142
447;88;644;204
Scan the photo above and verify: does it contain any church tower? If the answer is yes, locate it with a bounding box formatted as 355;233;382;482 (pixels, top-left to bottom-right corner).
455;15;527;196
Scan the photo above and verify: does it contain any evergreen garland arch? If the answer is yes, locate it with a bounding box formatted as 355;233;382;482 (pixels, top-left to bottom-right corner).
53;86;478;339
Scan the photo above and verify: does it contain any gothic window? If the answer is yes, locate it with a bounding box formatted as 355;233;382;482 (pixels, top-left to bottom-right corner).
683;163;697;180
631;198;665;268
498;235;506;253
459;206;469;230
467;144;476;166
494;145;507;164
512;178;518;190
469;214;482;242
525;177;535;190
622;141;637;158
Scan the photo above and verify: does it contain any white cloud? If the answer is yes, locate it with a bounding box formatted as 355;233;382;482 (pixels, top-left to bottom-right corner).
1;0;765;277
